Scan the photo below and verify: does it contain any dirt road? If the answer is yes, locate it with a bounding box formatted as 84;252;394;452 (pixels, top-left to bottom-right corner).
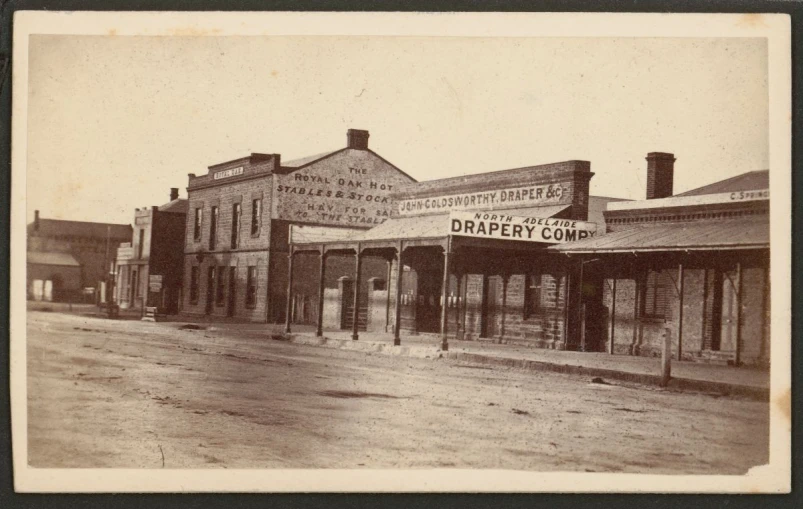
26;310;769;473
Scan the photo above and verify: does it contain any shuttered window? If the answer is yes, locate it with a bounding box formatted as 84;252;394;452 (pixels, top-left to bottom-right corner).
190;266;200;304
246;266;257;309
643;270;668;319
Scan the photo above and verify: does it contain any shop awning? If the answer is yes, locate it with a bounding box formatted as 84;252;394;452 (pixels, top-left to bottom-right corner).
27;251;81;267
549;217;769;254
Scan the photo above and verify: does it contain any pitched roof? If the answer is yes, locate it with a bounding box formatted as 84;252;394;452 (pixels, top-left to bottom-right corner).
28;218;132;240
549;216;768;253
676;170;769;197
158;198;189;214
27;251;81;267
281;149;343;169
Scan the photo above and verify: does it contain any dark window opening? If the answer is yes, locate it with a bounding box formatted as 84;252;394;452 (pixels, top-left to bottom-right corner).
231;203;241;249
138;228;145;259
193;208;203;242
251;199;262;236
246;266;257;309
209;206;219;250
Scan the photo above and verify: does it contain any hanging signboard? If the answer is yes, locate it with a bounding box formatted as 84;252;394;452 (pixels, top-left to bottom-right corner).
449;211;597;244
148;274;163;292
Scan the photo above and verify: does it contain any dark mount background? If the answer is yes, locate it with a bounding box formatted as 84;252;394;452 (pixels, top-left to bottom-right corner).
0;1;800;508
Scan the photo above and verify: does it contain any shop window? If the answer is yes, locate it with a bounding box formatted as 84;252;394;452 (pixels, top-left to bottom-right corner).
209;206;219;250
246;266;257;309
193;208;203;242
231;203;241;249
524;271;559;318
642;270;668;319
216;265;226;306
251;199;262;237
190;266;200;304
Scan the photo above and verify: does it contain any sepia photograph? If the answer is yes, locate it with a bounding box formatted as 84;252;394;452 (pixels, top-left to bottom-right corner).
9;11;791;493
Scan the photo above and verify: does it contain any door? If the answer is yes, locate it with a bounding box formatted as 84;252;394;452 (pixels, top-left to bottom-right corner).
482;276;501;338
227;267;236;317
205;267;215;315
719;269;739;352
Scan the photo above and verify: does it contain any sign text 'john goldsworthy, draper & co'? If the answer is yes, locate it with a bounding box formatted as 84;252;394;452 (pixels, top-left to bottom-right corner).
449;211;597;244
398;183;568;216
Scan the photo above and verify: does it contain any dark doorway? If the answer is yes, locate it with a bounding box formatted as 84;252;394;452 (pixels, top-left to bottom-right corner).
227;267;236;317
340;279;367;331
205;266;215;315
415;261;442;334
581;272;607;352
481;275;501;338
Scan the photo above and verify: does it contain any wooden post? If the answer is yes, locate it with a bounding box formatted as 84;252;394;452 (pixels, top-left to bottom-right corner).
384;257;393;332
580;303;587;352
440;247;451;351
284;252;294;334
352;246;363;341
315;249;326;337
677;263;684;360
562;270;572;347
609;278;616;355
499;271;508;340
660;327;672;387
454;265;463;340
735;261;743;366
393;242;404;346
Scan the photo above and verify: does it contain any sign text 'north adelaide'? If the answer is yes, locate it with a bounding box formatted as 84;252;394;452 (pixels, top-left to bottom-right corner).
449;211;597;244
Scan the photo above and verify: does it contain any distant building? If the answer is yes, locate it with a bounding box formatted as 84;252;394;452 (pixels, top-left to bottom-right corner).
27;211;132;302
553;157;770;366
114;188;188;314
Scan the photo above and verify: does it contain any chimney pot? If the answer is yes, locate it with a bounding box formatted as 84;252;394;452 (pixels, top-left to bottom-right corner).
34;210;40;231
170;188;179;201
645;152;675;199
347;129;370;150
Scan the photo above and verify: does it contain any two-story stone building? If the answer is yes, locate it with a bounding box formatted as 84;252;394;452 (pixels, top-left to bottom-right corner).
181;129;415;323
114;188;188;314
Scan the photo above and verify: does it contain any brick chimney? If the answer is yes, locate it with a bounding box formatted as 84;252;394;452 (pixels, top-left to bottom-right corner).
170;188;179;201
34;210;40;231
646;152;675;199
347;129;369;150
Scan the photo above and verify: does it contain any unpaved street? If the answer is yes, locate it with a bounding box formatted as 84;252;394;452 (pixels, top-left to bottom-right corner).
26;310;769;473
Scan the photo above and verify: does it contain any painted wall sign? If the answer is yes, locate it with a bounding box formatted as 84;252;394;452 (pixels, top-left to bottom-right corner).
607;188;769;212
449;211;597;244
148;274;163;292
398;182;570;216
213;166;244;180
275;151;411;227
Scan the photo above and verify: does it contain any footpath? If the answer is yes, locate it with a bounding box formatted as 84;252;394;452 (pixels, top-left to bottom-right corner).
280;328;770;401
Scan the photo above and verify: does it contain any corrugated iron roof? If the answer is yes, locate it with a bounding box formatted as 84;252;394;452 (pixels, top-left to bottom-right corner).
549;217;768;253
27;251;81;267
676;170;769;197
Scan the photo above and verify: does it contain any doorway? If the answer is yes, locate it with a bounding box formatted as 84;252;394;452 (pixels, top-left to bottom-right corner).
227;266;236;317
205;266;215;315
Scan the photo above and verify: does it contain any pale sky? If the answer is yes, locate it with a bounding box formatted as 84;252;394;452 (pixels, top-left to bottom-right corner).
26;35;768;225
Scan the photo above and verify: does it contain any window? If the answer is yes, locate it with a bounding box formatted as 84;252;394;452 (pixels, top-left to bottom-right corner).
209;206;219;250
216;265;226;306
190;266;200;304
193;208;203;242
138;228;145;259
246;266;257;309
524;271;560;318
251;199;262;236
231;203;241;249
642;270;668;319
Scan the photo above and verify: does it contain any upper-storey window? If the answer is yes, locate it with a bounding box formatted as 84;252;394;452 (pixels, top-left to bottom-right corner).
251;198;262;237
231;203;242;249
210;206;219;250
193;208;203;242
138;228;145;259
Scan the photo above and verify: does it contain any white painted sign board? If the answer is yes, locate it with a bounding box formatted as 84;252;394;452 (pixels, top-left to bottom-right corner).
449;211;597;244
